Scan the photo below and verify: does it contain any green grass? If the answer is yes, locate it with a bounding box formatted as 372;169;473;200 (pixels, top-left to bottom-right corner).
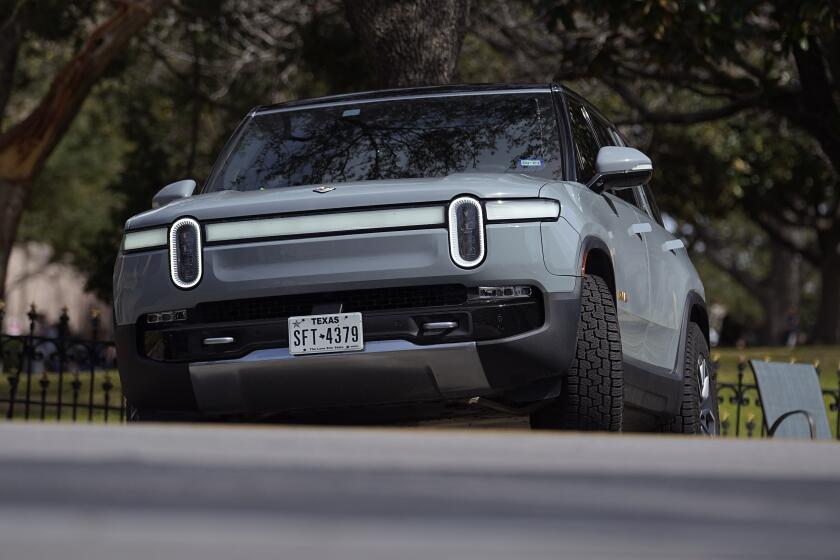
713;346;840;439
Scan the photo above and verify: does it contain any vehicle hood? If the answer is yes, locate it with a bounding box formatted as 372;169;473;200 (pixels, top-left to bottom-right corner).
125;173;550;230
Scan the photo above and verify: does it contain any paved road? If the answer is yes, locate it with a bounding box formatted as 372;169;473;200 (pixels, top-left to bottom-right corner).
0;423;838;560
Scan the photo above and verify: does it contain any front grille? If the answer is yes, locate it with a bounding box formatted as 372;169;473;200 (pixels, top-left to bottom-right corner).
195;284;468;324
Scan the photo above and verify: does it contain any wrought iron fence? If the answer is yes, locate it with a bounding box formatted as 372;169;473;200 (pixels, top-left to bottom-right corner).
2;300;840;434
0;303;123;423
713;356;840;439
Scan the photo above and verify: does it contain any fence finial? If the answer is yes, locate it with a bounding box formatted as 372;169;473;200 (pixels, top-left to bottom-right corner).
746;414;756;438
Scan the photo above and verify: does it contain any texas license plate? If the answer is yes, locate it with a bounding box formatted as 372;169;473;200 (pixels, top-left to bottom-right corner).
288;312;364;356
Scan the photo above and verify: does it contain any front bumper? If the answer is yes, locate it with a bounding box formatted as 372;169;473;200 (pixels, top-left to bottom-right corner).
116;287;581;415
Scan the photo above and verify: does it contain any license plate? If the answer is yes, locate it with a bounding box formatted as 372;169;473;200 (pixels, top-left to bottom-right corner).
288;312;364;356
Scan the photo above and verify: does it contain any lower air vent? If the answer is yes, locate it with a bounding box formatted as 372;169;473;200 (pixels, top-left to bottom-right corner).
195;284;468;323
170;218;202;289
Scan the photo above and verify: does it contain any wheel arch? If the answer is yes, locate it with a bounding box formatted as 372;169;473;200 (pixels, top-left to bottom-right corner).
580;236;616;304
686;291;710;347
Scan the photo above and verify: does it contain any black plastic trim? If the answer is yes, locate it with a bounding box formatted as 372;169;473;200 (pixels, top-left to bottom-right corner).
116;324;197;412
140;297;544;363
622;289;708;417
623;356;683;415
477;281;581;391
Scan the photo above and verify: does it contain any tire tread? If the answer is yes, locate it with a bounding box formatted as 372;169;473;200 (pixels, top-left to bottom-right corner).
531;274;623;431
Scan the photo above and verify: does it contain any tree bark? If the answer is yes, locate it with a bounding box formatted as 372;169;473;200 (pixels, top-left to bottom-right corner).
0;178;29;301
344;0;470;88
814;248;840;344
0;0;168;299
0;18;21;129
760;240;801;346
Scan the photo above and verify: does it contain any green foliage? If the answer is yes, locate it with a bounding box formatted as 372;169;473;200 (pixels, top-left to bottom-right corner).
17;88;130;266
6;0;839;343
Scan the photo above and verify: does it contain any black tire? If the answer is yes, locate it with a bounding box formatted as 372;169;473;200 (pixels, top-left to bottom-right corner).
530;274;623;431
665;322;719;435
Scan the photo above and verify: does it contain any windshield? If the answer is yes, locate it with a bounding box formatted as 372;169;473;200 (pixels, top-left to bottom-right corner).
204;92;562;192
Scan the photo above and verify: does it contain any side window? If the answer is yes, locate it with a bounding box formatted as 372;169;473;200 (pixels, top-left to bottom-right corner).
639;184;664;226
566;99;599;183
609;186;642;209
609;127;626;147
590;114;618;147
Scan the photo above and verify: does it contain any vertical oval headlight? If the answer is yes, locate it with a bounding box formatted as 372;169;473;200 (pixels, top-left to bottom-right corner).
448;196;485;268
170;218;202;289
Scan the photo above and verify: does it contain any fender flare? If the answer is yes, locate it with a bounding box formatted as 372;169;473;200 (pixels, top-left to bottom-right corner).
578;235;616;301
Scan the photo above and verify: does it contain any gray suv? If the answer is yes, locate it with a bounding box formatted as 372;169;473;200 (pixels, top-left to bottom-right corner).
114;84;717;433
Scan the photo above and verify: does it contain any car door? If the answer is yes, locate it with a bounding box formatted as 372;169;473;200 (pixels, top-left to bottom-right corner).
601;185;654;362
565;97;651;363
634;184;687;370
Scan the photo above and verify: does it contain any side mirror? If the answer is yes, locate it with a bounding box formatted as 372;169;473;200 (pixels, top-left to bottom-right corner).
587;147;653;194
152;179;196;209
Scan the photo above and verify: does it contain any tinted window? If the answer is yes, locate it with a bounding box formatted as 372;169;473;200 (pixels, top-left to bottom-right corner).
590;114;618;147
205;93;561;192
566;99;599;183
610;186;641;209
640;184;664;225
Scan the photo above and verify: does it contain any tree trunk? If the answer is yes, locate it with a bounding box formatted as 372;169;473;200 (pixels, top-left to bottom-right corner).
814;249;840;344
0;18;21;128
760;241;801;345
344;0;470;88
0;0;168;298
0;178;29;301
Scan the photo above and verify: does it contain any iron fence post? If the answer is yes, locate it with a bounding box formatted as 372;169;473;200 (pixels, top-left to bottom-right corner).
71;370;81;422
88;308;100;422
56;308;69;421
24;304;37;420
39;372;49;421
0;298;11;420
102;373;113;423
735;356;745;437
836;365;840;440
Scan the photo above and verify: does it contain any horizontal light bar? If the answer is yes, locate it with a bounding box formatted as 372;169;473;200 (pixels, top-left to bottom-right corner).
205;206;445;243
485;199;560;222
124;228;167;251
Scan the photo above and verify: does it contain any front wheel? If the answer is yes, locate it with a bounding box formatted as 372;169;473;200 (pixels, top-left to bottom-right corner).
530;274;623;431
665;322;719;435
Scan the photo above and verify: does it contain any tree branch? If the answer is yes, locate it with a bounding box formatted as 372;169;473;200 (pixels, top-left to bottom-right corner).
692;220;764;296
752;212;821;265
605;78;758;125
0;0;170;182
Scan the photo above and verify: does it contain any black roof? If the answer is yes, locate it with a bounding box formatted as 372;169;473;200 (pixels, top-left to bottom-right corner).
253;83;557;114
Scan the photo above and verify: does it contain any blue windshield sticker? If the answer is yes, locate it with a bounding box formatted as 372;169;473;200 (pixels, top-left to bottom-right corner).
519;159;544;168
342;108;361;117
